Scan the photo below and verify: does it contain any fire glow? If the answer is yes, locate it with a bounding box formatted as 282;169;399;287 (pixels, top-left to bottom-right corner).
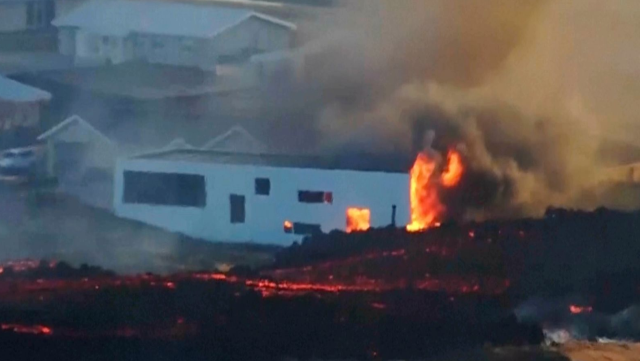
346;208;371;233
406;149;463;232
569;305;593;314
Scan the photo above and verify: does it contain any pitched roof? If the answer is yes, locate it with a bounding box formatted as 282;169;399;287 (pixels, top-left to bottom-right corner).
0;76;51;102
52;0;296;38
37;115;114;145
202;125;266;153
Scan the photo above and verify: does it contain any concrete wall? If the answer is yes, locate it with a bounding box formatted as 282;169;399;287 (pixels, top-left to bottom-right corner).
0;3;27;32
114;159;410;245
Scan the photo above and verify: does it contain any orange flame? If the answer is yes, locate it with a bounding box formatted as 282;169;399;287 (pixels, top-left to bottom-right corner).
346;208;371;233
442;150;463;187
406;152;444;232
406;149;464;232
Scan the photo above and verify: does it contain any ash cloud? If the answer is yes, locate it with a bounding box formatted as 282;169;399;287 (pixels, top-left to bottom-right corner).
299;0;640;219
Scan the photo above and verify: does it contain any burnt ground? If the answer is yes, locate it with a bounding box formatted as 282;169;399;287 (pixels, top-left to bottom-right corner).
0;183;278;274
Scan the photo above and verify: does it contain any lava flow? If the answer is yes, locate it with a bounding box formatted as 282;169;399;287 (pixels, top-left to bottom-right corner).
406;149;463;232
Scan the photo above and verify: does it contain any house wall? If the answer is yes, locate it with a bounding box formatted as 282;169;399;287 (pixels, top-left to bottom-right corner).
0;3;27;32
0;101;41;129
58;27;75;55
55;0;85;17
114;159;410;245
211;16;293;60
134;34;213;69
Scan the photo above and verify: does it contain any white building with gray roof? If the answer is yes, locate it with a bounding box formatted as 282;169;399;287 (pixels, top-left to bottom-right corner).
52;0;297;69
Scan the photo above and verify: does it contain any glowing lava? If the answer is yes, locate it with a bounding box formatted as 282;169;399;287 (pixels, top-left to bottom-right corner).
442;150;463;187
407;149;464;232
346;208;371;233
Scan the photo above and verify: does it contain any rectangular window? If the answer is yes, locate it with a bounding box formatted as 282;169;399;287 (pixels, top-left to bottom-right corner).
293;222;322;236
123;171;206;208
230;194;245;224
255;178;270;195
298;190;333;204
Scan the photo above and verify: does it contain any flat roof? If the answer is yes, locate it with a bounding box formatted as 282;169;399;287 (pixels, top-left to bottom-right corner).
131;149;412;174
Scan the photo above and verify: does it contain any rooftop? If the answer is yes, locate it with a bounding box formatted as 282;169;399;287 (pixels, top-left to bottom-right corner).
133;148;412;174
0;76;51;102
52;0;296;38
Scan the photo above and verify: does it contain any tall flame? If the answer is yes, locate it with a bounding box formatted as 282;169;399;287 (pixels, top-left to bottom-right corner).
442;150;463;187
406;149;463;232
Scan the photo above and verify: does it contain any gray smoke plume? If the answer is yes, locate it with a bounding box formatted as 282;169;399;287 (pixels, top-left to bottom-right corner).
297;0;640;219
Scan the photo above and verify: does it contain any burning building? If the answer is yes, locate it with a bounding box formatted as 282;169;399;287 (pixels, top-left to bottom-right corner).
113;148;412;245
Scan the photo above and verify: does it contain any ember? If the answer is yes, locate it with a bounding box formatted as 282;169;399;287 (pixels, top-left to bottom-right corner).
569;305;593;314
346;207;371;233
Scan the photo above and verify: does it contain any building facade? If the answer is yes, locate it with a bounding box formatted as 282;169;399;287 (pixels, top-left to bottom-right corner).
52;0;296;69
114;149;410;245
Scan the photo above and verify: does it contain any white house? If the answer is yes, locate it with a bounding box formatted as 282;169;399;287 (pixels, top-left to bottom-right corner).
114;149;411;245
52;0;296;69
0;75;51;131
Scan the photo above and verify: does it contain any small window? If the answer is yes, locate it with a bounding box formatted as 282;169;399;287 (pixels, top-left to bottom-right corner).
293;222;322;236
255;178;270;195
230;194;245;224
152;38;164;49
102;36;109;46
298;191;333;204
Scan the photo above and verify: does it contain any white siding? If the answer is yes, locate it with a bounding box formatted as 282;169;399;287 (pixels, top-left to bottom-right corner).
55;0;85;17
47;121;116;169
114;159;410;245
211;16;292;57
58;27;75;55
0;3;27;32
136;34;213;69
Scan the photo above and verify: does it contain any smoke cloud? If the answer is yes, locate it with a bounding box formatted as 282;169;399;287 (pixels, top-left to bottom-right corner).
300;0;640;219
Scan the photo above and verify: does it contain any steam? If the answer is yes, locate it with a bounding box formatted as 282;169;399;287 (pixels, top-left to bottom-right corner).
302;0;640;218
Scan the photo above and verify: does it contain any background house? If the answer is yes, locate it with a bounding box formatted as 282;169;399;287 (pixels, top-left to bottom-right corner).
114;149;410;245
52;0;296;69
37;114;269;209
0;75;51;134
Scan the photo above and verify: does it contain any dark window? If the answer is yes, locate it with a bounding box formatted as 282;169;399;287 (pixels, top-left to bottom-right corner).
123;171;206;207
44;0;55;24
230;194;245;223
255;178;270;195
298;190;333;204
293;222;322;236
27;3;35;26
